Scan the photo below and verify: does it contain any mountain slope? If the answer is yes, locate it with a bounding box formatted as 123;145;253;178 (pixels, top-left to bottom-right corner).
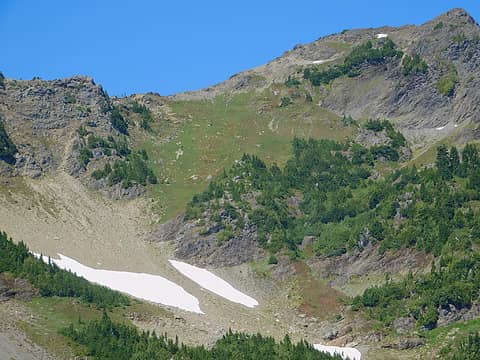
1;8;480;360
173;8;480;147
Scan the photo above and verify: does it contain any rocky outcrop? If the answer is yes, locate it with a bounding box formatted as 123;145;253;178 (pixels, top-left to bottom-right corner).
0;274;38;301
151;215;266;267
0;76;113;178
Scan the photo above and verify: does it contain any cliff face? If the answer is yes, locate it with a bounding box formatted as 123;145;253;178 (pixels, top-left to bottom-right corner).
0;76;112;178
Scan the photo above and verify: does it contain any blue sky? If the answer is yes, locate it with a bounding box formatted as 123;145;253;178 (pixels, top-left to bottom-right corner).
1;1;479;96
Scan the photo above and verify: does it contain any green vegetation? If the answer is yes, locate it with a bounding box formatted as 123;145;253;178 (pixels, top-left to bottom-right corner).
0;231;129;308
304;39;403;86
402;54;428;76
131;100;154;130
434;22;444;30
186;122;408;257
442;332;480;359
79;147;93;166
280;96;292;107
436;70;458;96
111;106;128;134
64;92;76;104
285;76;301;87
185;129;480;263
350;143;480;330
76;128;158;187
353;255;480;329
268;255;279;265
145;91;350;221
93;151;158;188
452;32;467;43
63;312;340;360
0;118;17;164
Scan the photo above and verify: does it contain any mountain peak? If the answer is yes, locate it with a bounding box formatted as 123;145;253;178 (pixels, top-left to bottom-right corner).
436;8;477;25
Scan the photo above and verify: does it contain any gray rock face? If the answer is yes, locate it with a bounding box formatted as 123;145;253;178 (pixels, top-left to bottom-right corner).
396;337;425;350
175;221;265;267
437;302;480;327
0;76;112;178
0;275;38;301
151;215;266;267
392;317;415;334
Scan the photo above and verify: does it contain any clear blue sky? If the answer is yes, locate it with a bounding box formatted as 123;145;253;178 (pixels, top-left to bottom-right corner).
1;1;479;96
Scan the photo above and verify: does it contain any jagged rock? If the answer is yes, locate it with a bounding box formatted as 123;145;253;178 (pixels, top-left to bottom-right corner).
0;275;38;301
90;180;146;200
393;317;415;334
323;329;339;341
397;337;425;350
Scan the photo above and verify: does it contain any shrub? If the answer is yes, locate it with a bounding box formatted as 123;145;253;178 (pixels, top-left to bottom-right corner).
64;92;76;104
110;107;128;134
79;147;93;166
434;21;444;30
280;96;292;107
268;255;278;265
402;54;428;75
0;119;17;164
285;76;301;87
304;39;403;86
436;72;458;96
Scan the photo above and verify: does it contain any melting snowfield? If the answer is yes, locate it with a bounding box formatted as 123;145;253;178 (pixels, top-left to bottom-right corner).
36;254;203;314
313;344;362;360
169;260;259;308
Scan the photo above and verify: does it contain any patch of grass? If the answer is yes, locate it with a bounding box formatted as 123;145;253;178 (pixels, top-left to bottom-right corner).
18;296;171;359
18;297;102;358
436;72;458;96
425;318;480;345
250;258;272;278
140;90;352;221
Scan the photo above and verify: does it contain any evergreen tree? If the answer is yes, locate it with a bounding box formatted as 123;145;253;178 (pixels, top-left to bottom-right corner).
436;145;452;180
449;146;460;176
0;119;17;164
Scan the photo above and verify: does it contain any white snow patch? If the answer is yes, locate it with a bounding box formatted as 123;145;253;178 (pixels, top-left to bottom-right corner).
169;260;259;308
436;125;446;131
454;124;459;128
35;253;203;314
313;344;361;360
312;60;328;64
376;33;388;38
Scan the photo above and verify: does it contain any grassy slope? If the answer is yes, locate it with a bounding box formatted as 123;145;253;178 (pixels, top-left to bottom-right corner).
16;297;171;359
138;89;353;220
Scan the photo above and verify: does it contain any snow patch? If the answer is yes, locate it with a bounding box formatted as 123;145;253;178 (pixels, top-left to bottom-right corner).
312;59;328;64
376;33;388;38
313;344;362;360
35;253;203;314
169;260;259;308
436;125;446;131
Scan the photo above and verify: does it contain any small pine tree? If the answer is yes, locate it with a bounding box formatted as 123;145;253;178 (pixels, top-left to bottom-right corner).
436;145;452;180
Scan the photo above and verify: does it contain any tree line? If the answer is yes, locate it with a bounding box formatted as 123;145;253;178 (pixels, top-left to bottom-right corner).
0;231;129;308
63;311;342;360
